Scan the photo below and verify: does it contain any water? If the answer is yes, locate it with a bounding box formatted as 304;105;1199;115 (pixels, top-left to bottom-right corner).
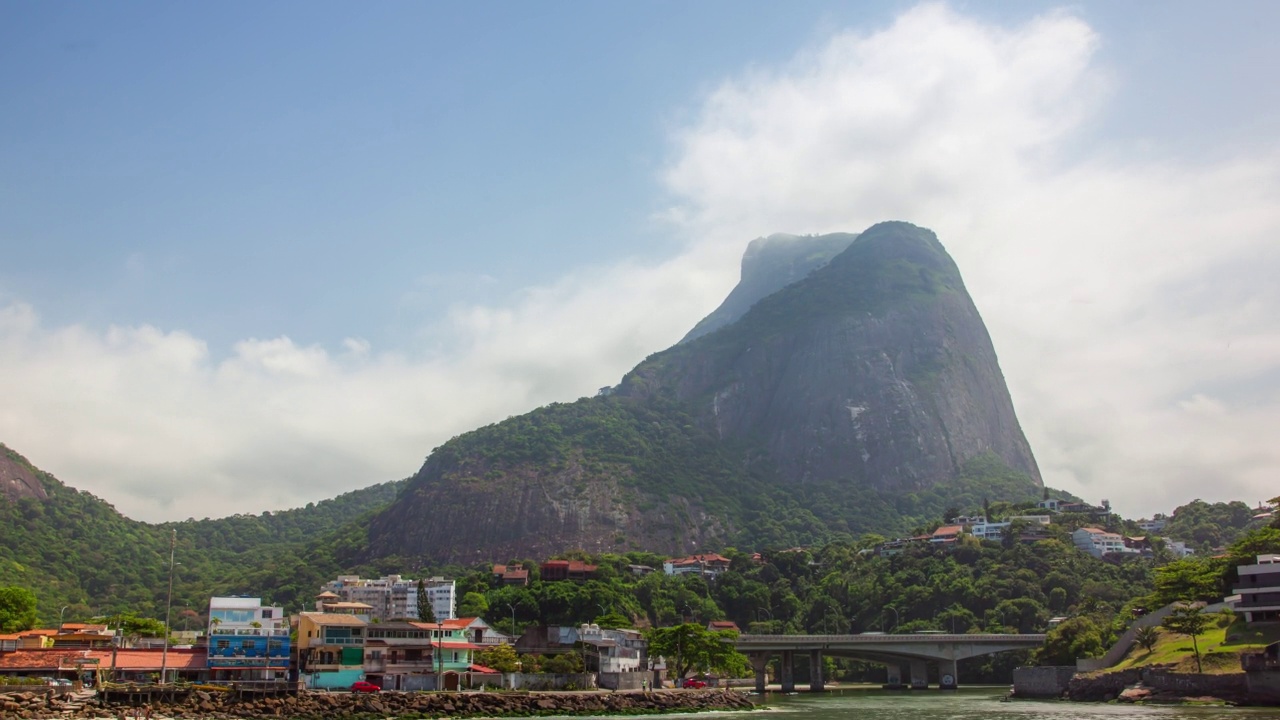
748;688;1280;720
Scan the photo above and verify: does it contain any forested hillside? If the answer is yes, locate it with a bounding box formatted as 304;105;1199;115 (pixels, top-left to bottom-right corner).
0;443;404;625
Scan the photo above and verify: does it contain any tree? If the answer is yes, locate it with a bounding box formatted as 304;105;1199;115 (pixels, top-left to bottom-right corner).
417;579;436;623
543;650;584;673
458;591;489;618
1162;605;1211;673
0;586;38;633
644;623;744;680
115;612;168;638
1134;625;1160;654
1034;617;1105;666
475;643;521;673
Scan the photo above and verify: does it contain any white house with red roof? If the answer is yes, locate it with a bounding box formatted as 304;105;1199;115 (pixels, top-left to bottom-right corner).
663;553;732;578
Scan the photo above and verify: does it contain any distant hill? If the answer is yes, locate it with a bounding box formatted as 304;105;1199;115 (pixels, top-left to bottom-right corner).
364;222;1043;564
0;443;404;624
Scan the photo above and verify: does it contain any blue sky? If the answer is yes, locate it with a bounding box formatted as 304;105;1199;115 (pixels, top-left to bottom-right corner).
2;1;1279;520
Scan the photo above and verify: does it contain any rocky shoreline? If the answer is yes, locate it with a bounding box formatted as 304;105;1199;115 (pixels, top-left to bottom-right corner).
1;688;758;720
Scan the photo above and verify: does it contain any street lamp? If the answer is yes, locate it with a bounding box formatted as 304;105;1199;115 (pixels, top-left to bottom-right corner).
506;603;517;639
756;608;773;634
435;619;444;691
58;606;69;628
160;529;176;685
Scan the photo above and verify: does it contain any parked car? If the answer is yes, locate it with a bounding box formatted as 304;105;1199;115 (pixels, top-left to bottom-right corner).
350;681;380;693
681;678;707;689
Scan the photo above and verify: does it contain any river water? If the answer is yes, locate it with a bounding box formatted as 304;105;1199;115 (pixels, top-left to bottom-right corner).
744;688;1280;720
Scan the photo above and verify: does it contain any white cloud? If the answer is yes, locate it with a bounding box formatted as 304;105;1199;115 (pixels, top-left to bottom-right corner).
1;2;1277;522
659;2;1280;517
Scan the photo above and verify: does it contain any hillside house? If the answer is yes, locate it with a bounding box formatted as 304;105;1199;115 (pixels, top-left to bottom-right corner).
492;564;530;587
540;559;597;581
663;553;732;578
1072;527;1129;557
1234;554;1280;623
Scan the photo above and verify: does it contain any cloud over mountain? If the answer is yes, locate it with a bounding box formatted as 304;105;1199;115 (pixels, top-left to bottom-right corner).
0;3;1276;520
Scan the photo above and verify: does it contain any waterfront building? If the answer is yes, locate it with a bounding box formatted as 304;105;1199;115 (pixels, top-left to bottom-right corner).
1235;554;1280;623
206;597;289;682
296;611;368;689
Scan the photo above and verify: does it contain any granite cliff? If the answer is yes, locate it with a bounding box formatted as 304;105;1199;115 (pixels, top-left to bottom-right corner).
364;222;1042;563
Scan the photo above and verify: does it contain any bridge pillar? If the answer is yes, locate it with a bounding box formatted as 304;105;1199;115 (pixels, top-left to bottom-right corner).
780;650;795;693
909;660;929;690
808;650;824;692
750;653;769;694
884;663;905;689
936;659;958;690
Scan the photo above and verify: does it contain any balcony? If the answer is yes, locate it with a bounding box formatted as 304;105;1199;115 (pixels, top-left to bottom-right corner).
319;637;364;645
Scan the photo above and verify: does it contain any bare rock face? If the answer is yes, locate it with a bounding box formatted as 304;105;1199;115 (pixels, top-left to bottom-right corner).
0;445;48;502
367;222;1040;563
620;221;1041;492
680;232;858;343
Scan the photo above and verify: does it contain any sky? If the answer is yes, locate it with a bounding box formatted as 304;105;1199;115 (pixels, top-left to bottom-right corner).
1;1;1278;523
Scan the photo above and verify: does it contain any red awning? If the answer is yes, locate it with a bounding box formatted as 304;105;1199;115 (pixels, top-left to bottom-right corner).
469;664;498;674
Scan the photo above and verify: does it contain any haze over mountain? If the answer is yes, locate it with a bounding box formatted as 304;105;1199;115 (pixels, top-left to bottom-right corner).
364;222;1042;564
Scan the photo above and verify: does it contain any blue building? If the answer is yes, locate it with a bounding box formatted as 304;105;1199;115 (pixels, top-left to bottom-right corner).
207;597;290;682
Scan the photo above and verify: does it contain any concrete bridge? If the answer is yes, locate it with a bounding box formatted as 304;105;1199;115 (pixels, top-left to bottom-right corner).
735;632;1046;691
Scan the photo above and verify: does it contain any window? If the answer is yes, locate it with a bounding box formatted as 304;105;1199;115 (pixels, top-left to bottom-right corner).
216;640;230;650
243;640;255;649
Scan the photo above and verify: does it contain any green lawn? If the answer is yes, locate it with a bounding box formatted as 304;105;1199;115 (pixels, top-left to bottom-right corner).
1116;619;1280;674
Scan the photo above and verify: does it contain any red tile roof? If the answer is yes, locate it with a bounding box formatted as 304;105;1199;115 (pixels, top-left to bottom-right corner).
0;648;206;671
670;553;731;565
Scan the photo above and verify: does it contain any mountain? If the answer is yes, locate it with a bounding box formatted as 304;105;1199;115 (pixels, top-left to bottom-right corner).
0;442;404;624
680;232;858;343
364;222;1042;564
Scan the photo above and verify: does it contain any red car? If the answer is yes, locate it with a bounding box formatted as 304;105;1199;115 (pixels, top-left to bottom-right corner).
681;679;707;689
351;681;381;693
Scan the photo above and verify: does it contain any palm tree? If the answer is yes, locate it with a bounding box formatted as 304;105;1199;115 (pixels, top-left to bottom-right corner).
1134;625;1160;654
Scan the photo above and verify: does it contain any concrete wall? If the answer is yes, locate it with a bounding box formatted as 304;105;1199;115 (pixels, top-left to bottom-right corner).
598;671;648;690
1095;602;1178;667
1011;666;1076;698
1246;670;1280;704
303;669;363;690
1144;669;1246;698
505;673;596;691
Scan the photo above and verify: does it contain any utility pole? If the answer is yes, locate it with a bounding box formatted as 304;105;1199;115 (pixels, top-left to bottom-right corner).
160;529;176;685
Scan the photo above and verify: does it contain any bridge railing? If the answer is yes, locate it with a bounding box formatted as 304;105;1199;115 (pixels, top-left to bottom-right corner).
736;633;1046;644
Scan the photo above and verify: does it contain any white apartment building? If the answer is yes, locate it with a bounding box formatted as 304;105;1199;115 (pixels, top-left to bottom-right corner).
321;575;456;623
1234;554;1280;622
208;596;287;633
1138;518;1168;533
1072;527;1128;557
420;577;456;621
968;515;1052;541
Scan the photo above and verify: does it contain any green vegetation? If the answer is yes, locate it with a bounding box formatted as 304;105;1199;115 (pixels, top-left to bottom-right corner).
643;624;744;679
441;528;1155;683
1160;500;1260;552
1116;615;1280;674
1163;605;1213;672
0;442;405;626
0;585;37;632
